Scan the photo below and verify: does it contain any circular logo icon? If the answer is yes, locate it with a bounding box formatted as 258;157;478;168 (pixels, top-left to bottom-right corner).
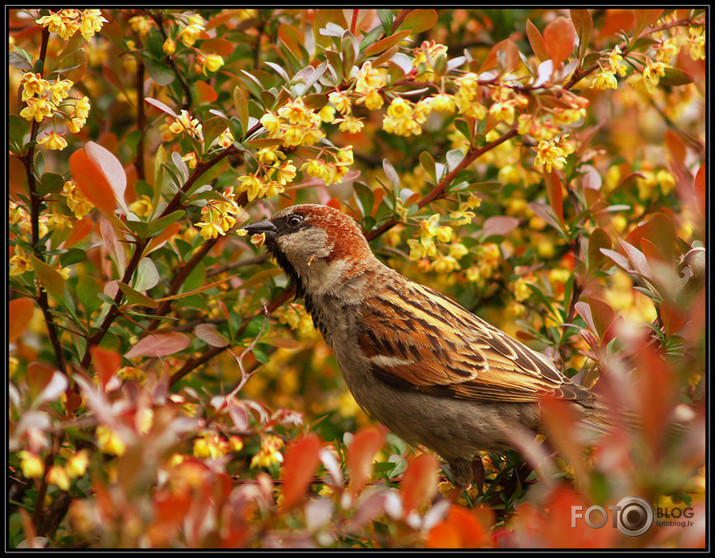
615;496;654;537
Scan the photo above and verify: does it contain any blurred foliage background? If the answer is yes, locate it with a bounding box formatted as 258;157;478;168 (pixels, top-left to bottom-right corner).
8;8;706;549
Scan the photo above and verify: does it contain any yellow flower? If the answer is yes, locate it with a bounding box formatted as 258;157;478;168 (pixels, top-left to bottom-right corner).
200;53;224;74
275;160;297;185
47;213;73;230
535;139;567;173
163;37;176;55
38;130;68;151
96;425;126;456
177;17;205;47
216;127;234;148
193;432;228;459
590;70;618;90
20;72;50;101
355;61;387;94
260;112;281;135
129;15;153;36
608;46;628;77
79;9;107;41
432;93;456;113
328;90;352;115
433;255;460;274
66;450;90;478
250;435;284;468
362;89;384;110
19;97;56;122
513;275;537;302
182;151;197;169
643;59;666;91
318;104;336;123
129;195;153;217
336;115;364;134
47;465;71;491
18;451;45;479
61;179;94;219
237;173;265;201
489;100;516;125
168;110;202;140
256;147;285;165
448;243;469;259
36;10;81;40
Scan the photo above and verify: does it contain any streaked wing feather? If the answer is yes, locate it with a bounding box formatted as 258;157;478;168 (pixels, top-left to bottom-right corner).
359;279;590;404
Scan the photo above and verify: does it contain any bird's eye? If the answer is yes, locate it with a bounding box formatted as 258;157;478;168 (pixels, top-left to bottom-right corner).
286;214;303;228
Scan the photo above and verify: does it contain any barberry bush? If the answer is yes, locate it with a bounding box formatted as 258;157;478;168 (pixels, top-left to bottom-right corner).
8;8;705;548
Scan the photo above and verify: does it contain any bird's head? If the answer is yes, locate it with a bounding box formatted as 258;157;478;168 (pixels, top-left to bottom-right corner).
243;204;377;297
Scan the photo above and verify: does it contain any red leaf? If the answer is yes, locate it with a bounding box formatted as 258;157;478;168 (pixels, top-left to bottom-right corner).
544;170;564;224
194;81;218;104
125;332;191;359
526;19;549;62
86;141;128;214
665;130;687;166
91;346;121;389
482;38;519;72
586;297;615;340
634;343;674;457
693;164;705;214
400;452;439;514
144;222;181;256
280;433;322;510
200;37;233;57
62;216;93;249
9;298;35;343
69;147;118;217
347;425;385;493
426;506;492;548
540;396;588;484
543;16;576;70
660;300;687;337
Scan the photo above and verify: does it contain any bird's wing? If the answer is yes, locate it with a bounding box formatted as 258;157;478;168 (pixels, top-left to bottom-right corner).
357;280;592;405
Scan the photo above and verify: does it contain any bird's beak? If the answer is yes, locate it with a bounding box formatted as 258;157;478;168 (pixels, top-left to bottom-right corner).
243;219;278;240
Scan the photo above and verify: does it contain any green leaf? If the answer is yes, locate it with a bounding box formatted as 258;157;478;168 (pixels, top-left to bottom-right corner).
377;9;395;34
133;258;160;292
148;210;186;236
399;9;438;33
9;46;33;71
353;182;375;217
446;148;465;173
117;281;159;308
29;254;65;301
419;151;436;182
60;248;86;266
143;55;176;86
382;159;400;191
78;276;102;315
660;67;694;87
9;115;31;150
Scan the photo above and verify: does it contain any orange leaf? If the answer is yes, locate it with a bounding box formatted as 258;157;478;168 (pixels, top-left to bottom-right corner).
660;300;687;338
9;298;36;343
347;425;385;493
544;170;564;224
90;346;121;389
540;396;588;486
526;19;549;62
694;164;705;214
200;37;233;56
194;80;218;104
482;38;519;73
635;344;673;459
69;146;117;216
543;16;576;70
62;217;93;249
426;506;492;548
400;452;439;514
665;130;687;166
144;222;181;256
280;433;322;510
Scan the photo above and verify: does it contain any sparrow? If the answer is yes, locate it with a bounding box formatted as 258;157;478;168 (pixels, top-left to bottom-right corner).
243;204;605;488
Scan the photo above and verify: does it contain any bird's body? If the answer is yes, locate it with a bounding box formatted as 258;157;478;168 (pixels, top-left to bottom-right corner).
245;204;602;487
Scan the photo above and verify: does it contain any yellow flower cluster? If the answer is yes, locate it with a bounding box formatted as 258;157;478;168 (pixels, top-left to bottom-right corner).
412;40;448;81
636;167;676;200
260;96;325;148
168;109;203;141
354;60;388;109
687;26;705;61
465;243;501;284
382;97;429;137
128;15;154;36
196;186;246;239
274;302;316;337
96;425;126;456
193;431;243;460
177;13;206;47
407;213;469;274
18;73;91;149
10;245;33;276
534;135;575;173
36;9;106;41
61;179;94;219
300;145;353;186
513;273;538;302
250;434;284;468
454;72;487;119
